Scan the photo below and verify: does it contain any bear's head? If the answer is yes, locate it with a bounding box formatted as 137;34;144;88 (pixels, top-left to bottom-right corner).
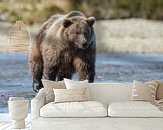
62;17;95;49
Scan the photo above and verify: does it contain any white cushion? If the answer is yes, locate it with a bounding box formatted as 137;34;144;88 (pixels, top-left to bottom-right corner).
40;101;107;117
108;101;163;117
64;78;90;99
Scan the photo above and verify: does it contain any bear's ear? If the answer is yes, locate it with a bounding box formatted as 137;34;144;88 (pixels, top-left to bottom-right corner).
63;19;73;28
86;17;95;26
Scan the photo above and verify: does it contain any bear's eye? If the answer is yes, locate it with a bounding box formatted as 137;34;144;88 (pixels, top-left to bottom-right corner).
76;31;81;35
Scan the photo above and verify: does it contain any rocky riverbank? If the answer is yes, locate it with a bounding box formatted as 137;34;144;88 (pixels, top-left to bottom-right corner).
0;19;163;53
95;19;163;53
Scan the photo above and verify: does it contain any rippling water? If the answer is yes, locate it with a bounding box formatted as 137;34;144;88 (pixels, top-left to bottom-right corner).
0;52;163;113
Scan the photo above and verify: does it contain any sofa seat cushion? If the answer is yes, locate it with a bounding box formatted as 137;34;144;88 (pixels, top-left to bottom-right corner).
108;101;163;117
40;101;107;117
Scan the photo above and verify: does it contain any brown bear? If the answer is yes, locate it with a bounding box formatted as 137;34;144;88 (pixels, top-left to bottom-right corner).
29;11;96;92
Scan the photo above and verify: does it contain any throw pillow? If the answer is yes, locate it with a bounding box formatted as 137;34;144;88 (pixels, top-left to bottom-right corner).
156;81;163;100
64;78;90;99
53;88;88;103
131;80;159;102
42;79;66;103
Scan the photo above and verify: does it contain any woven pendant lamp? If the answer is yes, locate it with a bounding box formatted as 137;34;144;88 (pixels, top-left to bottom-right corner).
9;0;31;52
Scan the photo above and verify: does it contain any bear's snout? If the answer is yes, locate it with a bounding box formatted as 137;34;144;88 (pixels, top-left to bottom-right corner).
82;42;88;48
80;36;88;49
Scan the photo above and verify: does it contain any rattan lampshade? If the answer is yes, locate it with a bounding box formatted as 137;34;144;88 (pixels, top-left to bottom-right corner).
9;20;30;52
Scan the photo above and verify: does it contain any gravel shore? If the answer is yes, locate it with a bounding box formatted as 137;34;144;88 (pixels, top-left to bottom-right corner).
0;19;163;53
95;19;163;53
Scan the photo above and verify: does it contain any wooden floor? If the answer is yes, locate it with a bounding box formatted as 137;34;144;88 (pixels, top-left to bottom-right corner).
0;122;31;130
0;113;31;130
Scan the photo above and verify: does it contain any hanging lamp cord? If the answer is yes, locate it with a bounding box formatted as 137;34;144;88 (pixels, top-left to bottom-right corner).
17;0;21;32
18;0;21;20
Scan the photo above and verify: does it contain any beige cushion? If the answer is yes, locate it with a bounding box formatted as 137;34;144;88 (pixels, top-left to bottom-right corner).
108;101;163;117
40;101;107;117
131;80;159;101
42;79;65;103
64;78;90;99
156;82;163;100
53;88;88;103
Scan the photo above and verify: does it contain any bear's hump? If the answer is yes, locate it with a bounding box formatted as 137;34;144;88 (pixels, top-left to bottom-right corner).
66;11;86;18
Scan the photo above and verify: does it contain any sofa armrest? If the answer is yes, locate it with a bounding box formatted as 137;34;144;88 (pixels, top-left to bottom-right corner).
31;88;45;119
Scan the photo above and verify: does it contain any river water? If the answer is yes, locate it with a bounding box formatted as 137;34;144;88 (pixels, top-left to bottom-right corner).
0;52;163;113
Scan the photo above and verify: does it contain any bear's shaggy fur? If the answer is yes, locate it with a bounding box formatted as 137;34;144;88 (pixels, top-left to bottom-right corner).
29;11;96;92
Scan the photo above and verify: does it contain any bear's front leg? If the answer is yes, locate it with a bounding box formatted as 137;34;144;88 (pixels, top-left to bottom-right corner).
42;48;60;81
57;74;73;81
43;64;59;81
87;68;95;82
78;67;95;83
75;60;95;83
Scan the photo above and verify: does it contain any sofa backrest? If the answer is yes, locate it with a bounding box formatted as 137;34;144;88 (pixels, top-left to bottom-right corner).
89;83;132;105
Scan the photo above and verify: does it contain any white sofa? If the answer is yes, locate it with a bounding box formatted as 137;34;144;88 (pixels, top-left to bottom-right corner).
31;83;163;130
